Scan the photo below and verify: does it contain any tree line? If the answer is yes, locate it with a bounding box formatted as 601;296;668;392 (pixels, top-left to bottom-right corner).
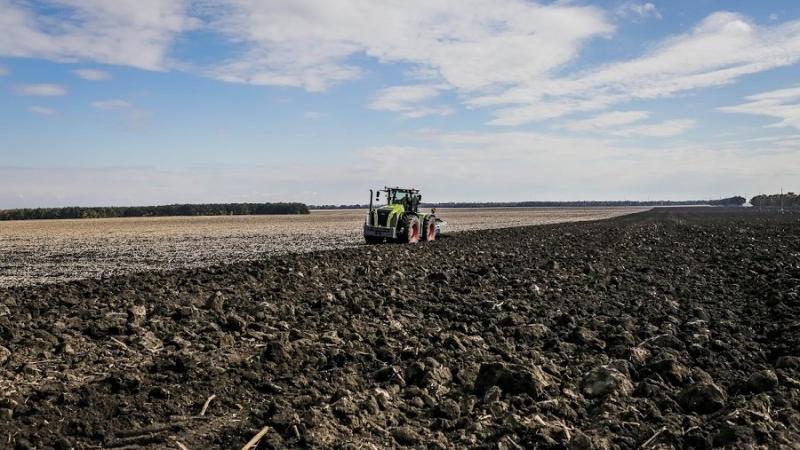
309;197;748;209
424;198;748;208
707;196;748;206
750;192;798;208
0;202;310;221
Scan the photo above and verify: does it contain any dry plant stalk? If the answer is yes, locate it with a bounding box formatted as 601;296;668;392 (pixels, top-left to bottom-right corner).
200;394;216;416
240;426;271;450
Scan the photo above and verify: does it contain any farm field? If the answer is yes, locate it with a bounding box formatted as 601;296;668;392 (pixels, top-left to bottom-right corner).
0;207;644;287
0;208;798;449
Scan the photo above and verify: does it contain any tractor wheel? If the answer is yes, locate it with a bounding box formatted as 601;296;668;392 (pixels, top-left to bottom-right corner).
400;215;421;244
422;215;436;241
365;235;383;245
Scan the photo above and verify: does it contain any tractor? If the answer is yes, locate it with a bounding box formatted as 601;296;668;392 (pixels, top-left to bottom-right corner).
364;187;439;244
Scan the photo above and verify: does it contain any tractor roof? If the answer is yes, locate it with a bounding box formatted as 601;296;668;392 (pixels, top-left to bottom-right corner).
385;186;419;193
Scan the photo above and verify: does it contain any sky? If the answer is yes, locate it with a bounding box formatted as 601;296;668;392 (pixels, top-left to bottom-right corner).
0;0;799;207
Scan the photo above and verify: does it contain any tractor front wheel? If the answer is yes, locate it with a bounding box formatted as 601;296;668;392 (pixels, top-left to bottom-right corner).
400;216;421;244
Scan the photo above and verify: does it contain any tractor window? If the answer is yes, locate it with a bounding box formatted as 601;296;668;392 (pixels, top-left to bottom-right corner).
390;191;407;204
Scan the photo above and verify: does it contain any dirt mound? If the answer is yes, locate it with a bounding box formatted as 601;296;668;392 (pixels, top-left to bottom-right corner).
1;208;799;449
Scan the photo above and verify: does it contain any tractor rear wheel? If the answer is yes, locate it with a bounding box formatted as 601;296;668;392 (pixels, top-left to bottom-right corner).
422;216;436;241
400;215;421;244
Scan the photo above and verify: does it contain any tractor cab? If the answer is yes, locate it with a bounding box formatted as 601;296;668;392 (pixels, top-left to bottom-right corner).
386;187;420;212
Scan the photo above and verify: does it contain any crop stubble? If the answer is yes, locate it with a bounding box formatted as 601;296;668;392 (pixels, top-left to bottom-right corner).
0;207;643;287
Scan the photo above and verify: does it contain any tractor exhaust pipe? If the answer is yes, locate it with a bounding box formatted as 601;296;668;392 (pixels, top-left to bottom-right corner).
369;189;374;225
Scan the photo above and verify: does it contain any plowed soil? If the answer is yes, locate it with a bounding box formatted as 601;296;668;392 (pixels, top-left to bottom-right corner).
0;208;643;287
1;208;799;449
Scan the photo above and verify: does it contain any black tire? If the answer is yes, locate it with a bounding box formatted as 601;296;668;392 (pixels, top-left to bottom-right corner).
399;215;421;244
422;215;436;241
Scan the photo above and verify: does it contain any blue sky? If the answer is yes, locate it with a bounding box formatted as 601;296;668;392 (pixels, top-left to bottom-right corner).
1;0;798;207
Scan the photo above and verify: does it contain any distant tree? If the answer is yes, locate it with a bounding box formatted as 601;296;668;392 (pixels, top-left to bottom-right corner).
708;196;746;206
751;192;798;208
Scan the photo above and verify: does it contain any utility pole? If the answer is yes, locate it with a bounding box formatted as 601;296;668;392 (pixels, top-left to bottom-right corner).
781;186;784;214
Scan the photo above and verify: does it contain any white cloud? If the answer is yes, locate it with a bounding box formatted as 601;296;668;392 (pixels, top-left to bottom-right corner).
0;0;198;70
91;99;132;110
616;2;662;21
73;68;111;81
369;84;453;118
560;111;693;137
401;107;455;119
371;85;442;110
715;134;800;145
15;84;67;96
304;111;326;119
198;7;800;125
561;111;650;132
200;6;800;125
610;119;696;137
3;2;800;133
474;12;800;125
203;0;612;92
28;106;56;116
719;86;800;130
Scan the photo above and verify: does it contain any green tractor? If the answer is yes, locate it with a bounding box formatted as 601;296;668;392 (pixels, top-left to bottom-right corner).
364;187;439;244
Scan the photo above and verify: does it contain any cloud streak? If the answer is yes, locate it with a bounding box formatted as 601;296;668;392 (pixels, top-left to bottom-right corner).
369;85;453;118
91;99;132;110
616;2;662;21
610;119;696;137
0;0;198;70
73;68;111;81
28;106;56;116
475;12;800;125
15;84;67;96
561;111;695;137
719;86;800;130
561;111;651;132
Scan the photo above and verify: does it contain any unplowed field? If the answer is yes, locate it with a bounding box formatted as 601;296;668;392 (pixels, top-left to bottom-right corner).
0;208;798;449
0;208;642;287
